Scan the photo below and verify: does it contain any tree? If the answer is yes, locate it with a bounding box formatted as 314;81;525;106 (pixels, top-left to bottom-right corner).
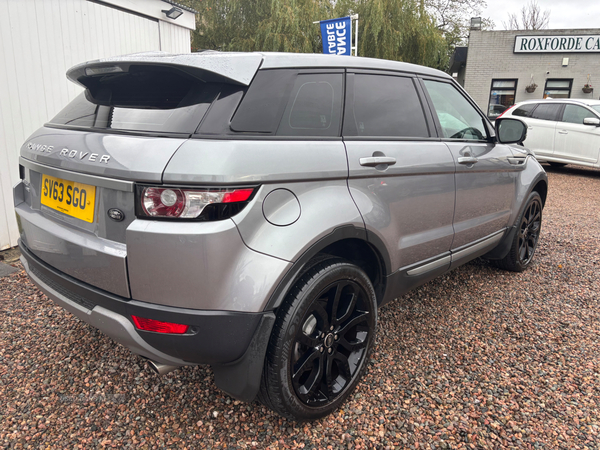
180;0;450;70
503;0;550;30
352;0;448;68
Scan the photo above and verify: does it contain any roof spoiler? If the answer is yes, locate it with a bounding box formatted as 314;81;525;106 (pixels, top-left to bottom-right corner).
66;51;264;87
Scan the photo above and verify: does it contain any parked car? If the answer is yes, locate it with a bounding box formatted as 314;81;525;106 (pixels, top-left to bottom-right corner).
500;99;600;168
14;51;547;421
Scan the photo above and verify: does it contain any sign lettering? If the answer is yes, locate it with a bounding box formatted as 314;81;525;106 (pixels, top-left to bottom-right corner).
319;17;351;56
514;35;600;53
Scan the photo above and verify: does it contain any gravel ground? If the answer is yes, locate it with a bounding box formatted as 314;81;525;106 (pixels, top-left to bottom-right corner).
1;165;600;449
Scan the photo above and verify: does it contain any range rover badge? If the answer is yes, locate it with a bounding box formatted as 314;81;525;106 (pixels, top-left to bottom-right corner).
107;208;125;222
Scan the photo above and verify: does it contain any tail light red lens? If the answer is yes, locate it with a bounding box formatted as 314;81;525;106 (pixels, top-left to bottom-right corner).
138;186;255;220
496;105;516;119
132;315;189;334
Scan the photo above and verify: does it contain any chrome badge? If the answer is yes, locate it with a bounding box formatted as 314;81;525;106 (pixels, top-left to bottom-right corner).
107;208;125;222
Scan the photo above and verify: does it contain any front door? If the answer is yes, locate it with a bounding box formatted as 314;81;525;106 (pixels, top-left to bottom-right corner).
421;79;518;250
554;104;600;164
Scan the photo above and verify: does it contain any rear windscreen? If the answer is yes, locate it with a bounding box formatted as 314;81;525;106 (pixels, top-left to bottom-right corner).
49;66;224;134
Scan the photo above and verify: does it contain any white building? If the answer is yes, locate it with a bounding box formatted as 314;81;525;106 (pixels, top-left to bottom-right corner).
0;0;196;249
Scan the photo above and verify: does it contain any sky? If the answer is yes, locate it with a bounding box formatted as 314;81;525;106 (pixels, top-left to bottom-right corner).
481;0;600;30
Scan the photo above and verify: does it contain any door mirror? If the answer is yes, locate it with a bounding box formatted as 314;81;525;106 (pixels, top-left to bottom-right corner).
495;118;527;145
583;117;600;126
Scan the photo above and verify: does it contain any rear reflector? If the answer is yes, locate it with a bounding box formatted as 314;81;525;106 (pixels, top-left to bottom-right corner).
132;315;189;334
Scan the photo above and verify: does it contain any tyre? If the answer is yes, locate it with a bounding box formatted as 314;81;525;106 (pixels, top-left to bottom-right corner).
258;258;377;421
493;191;542;272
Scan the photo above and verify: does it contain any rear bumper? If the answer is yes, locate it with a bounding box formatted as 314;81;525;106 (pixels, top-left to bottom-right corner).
20;241;270;367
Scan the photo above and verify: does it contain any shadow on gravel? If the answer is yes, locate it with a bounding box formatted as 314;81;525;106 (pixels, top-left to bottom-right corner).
542;163;600;179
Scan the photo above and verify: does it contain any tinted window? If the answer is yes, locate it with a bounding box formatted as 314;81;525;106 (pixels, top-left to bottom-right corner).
530;104;561;121
343;74;429;138
423;80;487;140
562;105;596;124
49;67;222;134
512;103;536;117
276;73;343;137
231;70;343;137
592;106;600;115
230;70;296;133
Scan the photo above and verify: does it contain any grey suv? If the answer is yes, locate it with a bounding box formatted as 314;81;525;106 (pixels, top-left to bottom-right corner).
14;52;547;421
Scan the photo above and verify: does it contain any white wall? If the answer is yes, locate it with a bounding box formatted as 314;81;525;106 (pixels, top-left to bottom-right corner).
0;0;194;249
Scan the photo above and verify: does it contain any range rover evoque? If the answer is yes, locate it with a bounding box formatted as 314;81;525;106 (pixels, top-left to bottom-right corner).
14;51;547;421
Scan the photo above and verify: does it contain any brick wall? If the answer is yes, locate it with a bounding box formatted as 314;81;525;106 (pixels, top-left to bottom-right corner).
464;29;600;113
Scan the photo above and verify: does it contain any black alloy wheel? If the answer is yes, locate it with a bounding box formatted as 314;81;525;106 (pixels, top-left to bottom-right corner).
517;196;542;266
492;191;543;272
258;258;377;421
291;279;371;406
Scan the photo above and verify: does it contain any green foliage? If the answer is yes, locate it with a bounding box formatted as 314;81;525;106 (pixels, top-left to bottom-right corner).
179;0;448;70
355;0;447;69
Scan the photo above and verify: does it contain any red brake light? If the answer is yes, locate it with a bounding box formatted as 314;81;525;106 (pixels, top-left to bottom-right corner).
497;104;516;119
132;315;189;334
138;186;255;219
221;189;253;203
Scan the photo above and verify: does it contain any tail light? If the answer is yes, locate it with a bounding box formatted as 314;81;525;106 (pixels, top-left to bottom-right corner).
496;104;516;119
132;315;189;334
136;186;256;220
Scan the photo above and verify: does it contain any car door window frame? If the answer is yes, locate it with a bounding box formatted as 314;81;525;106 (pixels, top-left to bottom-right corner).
342;69;436;141
417;76;493;142
529;103;564;121
561;104;598;124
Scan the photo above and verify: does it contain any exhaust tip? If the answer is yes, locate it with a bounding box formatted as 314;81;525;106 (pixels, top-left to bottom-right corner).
147;360;180;376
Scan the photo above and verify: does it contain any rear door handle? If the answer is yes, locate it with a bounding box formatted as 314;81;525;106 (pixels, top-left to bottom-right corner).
359;156;397;167
457;156;478;165
558;130;568;134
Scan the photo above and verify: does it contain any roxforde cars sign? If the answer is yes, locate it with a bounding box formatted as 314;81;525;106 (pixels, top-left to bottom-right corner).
514;35;600;53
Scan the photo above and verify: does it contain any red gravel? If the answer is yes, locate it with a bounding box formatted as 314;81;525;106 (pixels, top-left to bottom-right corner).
1;164;600;449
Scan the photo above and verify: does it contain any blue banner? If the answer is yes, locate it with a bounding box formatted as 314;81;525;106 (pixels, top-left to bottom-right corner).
319;17;351;56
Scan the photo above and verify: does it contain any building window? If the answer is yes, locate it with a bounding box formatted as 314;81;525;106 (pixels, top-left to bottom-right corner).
488;79;517;119
544;79;572;99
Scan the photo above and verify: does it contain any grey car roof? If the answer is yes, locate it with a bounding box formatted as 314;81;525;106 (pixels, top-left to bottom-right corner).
66;51;450;87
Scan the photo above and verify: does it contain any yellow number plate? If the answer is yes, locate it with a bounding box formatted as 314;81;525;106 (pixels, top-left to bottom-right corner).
41;175;96;223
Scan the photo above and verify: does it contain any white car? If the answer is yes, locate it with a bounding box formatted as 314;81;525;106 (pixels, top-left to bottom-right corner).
500;99;600;168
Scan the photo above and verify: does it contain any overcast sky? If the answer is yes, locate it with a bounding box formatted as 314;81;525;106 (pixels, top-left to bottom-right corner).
481;0;600;30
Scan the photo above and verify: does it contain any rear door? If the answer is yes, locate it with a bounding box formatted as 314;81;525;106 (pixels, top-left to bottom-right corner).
521;103;563;158
554;104;600;164
344;71;456;273
420;79;518;251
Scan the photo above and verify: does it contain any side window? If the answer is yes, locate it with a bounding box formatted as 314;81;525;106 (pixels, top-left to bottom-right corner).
562;105;596;124
277;74;343;137
423;80;487;140
230;69;296;133
530;104;562;121
231;70;343;137
342;74;429;138
512;103;537;117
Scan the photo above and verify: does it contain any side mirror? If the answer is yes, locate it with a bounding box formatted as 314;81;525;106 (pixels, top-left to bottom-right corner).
583;117;600;126
495;118;528;145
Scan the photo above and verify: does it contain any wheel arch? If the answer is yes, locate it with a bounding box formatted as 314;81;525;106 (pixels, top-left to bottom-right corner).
485;170;547;261
264;225;391;311
532;178;548;207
